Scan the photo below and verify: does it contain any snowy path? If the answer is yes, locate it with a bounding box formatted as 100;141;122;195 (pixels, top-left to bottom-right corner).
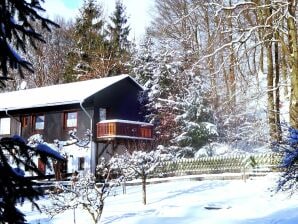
21;174;298;224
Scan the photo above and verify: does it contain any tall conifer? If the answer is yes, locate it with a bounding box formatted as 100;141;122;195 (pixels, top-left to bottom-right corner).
0;1;63;222
106;0;131;75
64;0;107;81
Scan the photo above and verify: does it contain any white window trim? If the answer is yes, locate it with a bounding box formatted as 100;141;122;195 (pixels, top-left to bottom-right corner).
0;117;11;135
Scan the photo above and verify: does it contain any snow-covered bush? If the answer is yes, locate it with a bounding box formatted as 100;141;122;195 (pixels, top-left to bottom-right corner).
44;159;121;224
111;150;161;204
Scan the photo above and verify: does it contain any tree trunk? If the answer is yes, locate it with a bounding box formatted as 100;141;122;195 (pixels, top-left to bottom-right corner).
142;174;147;205
281;44;289;99
287;1;298;129
280;22;289;99
265;0;279;142
274;32;282;142
266;43;277;142
259;46;264;74
206;6;218;109
228;0;236;106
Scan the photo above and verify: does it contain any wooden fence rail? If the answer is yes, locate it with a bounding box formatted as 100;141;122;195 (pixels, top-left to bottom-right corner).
151;152;284;177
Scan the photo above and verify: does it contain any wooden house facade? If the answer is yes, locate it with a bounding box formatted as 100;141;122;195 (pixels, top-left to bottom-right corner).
0;75;153;175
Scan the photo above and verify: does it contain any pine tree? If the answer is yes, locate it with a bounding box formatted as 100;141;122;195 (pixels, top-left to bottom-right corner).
130;40;215;157
106;0;131;75
107;0;130;55
0;136;64;223
173;77;217;157
64;0;107;81
0;0;58;87
0;1;64;223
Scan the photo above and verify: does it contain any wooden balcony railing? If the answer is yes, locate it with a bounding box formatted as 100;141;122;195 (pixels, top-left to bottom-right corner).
96;119;153;140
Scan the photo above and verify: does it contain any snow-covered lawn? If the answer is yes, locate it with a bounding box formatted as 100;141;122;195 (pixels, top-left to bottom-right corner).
21;174;298;224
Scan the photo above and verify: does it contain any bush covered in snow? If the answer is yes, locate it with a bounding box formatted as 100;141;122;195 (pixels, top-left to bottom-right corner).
44;159;121;224
111;150;162;204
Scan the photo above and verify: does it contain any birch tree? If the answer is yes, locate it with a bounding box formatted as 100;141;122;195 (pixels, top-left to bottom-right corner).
286;0;298;130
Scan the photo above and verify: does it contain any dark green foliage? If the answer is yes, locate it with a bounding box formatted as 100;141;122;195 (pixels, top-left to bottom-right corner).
0;0;58;86
174;86;216;152
0;1;63;222
106;0;130;57
0;135;64;223
105;0;131;76
64;0;132;80
64;0;107;81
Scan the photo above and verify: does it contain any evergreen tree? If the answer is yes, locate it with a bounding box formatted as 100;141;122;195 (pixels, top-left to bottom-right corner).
106;0;131;75
64;0;107;81
130;40;215;157
0;136;64;223
173;76;217;157
130;40;186;146
0;1;64;223
107;0;130;56
0;0;58;87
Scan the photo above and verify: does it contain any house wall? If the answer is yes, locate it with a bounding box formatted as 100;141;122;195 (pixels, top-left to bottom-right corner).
11;118;21;136
91;78;144;122
0;116;21;137
6;108;93;143
0;77;147;176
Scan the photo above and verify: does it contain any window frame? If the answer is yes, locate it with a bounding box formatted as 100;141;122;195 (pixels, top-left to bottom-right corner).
33;114;45;131
64;111;78;129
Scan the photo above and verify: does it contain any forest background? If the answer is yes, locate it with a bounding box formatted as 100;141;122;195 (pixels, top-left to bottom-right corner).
4;0;298;158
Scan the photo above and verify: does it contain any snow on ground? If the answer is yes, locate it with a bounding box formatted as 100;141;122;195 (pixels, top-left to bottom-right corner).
21;173;298;224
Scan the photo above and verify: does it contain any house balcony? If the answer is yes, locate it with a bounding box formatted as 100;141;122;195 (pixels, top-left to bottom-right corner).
96;119;153;141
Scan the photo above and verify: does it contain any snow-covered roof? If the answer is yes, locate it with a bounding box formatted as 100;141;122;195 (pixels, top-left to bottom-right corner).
0;75;143;112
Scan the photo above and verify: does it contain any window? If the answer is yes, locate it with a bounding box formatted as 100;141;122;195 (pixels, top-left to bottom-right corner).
99;108;106;121
64;112;77;128
0;118;10;135
34;115;45;130
78;157;85;170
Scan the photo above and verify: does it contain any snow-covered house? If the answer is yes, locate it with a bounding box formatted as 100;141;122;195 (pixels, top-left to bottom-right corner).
0;75;153;176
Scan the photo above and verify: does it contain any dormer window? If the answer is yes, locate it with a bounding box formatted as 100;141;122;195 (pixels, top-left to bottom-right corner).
64;111;78;128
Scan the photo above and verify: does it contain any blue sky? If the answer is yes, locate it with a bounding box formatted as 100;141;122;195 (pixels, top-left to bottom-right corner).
43;0;153;41
62;0;82;9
